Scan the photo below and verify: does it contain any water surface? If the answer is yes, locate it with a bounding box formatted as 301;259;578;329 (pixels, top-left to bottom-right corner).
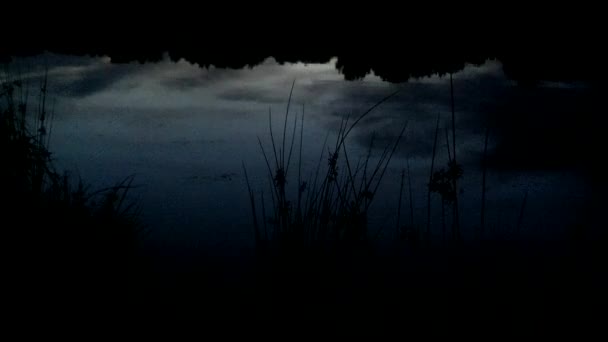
8;53;597;254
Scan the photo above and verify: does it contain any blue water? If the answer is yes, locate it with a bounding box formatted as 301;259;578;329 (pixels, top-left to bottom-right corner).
7;53;593;255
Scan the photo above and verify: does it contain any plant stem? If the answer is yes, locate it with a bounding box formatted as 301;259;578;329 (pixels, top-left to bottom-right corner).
396;168;405;238
427;113;440;242
481;126;490;239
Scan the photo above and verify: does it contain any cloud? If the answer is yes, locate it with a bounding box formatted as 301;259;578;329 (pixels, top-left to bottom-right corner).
161;75;209;91
216;87;288;104
158;60;246;91
11;53;142;98
57;65;139;98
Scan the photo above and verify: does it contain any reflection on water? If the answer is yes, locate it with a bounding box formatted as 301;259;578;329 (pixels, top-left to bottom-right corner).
7;53;598;252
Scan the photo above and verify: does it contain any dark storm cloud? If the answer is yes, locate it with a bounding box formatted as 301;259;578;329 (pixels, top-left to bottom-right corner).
320;91;442;158
159;66;244;91
327;65;508;119
317;66;532;169
8;54;142;98
217;87;288;104
484;84;602;171
57;65;139;98
355;128;434;159
7;52;99;70
161;76;209;91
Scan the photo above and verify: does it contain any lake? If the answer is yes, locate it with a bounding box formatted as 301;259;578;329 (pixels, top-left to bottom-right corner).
6;52;599;257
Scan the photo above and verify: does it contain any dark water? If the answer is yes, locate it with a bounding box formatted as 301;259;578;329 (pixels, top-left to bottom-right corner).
7;53;601;255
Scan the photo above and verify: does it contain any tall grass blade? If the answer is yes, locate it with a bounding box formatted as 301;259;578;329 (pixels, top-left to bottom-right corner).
340;89;400;147
281;80;296;167
516;187;529;236
367;121;408;210
407;156;414;228
242;162;260;244
427;113;440;240
396;168;405;238
268;108;279;170
297;104;305;218
481;126;490;238
449;73;460;240
285;111;298;176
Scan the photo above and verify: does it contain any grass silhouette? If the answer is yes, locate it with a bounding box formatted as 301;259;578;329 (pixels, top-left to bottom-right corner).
238;79;608;331
1;71;144;304
244;84;406;256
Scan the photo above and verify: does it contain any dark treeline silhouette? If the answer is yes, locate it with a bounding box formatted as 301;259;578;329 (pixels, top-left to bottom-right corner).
3;1;605;84
2;39;604;84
